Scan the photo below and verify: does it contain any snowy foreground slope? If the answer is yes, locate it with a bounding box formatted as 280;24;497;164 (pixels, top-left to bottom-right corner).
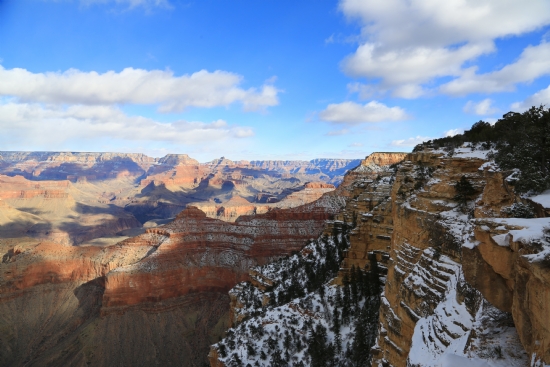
209;149;550;367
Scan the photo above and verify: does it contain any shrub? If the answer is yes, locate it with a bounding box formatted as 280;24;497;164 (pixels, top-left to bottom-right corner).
501;203;535;218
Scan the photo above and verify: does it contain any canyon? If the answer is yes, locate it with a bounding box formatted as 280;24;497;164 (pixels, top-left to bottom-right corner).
208;149;550;367
0;151;351;366
1;148;550;366
0;152;355;245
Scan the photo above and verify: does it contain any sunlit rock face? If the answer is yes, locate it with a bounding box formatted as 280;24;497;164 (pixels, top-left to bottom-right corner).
348;151;548;367
207;150;550;367
190;182;336;222
102;198;343;312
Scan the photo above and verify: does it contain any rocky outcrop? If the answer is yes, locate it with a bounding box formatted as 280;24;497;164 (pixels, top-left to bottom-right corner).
463;218;550;364
191;196;271;222
361;152;408;167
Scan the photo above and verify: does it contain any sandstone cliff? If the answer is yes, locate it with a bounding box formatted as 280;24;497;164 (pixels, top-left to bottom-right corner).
209;150;550;367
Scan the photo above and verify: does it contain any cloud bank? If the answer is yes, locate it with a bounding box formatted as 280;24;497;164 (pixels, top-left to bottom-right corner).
339;0;550;98
0;102;253;148
0;66;279;112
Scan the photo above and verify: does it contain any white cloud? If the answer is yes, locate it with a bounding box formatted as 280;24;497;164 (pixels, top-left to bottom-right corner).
441;42;550;95
343;42;492;97
0;102;253;148
463;99;497;115
348;142;363;147
319;101;408;125
511;84;550;111
391;136;433;147
445;128;464;137
339;0;550;97
0;66;279;112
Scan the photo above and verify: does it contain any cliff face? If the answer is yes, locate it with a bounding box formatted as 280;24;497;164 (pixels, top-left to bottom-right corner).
102;197;343;312
361;150;548;366
209;150;550;367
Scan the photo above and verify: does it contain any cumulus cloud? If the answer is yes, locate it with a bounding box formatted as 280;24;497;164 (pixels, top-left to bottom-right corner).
0;102;253;148
0;66;279;112
339;0;550;97
463;99;497;115
441;42;550;95
391;136;433;147
511;85;550;111
319;101;408;125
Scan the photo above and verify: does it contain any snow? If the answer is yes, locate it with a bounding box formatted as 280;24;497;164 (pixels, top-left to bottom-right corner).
452;147;492;159
530;190;550;208
491;233;511;247
484;218;550;245
479;161;500;172
408;251;528;367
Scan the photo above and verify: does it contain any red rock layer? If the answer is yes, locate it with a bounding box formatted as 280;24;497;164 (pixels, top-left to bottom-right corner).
0;240;153;299
102;199;341;312
304;182;335;189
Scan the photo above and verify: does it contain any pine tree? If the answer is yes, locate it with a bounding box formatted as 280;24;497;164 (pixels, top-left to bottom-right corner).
454;175;476;211
332;307;340;334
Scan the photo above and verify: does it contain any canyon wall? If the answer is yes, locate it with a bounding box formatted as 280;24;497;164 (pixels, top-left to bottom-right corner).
343;150;549;366
209;150;550;367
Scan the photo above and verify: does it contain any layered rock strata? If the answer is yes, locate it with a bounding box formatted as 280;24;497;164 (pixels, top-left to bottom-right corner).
190;183;335;222
343;150;548;366
0;190;343;366
102;197;343;312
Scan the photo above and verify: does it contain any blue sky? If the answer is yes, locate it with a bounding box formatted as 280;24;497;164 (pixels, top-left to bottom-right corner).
1;0;550;161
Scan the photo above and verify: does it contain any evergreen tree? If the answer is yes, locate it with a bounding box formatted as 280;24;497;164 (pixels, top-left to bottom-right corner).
351;309;369;367
454;175;476;211
308;324;329;367
332;307;340;334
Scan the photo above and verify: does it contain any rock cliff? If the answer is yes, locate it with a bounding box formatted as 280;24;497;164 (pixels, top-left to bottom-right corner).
208;149;550;367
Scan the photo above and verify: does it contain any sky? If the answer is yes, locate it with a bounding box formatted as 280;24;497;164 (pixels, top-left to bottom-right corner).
1;0;550;162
